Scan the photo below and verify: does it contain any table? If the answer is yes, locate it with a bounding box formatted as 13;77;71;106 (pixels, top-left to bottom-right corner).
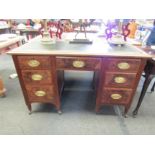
0;76;6;97
0;35;25;54
0;26;11;34
0;35;25;97
133;47;155;116
12;28;40;40
8;36;151;116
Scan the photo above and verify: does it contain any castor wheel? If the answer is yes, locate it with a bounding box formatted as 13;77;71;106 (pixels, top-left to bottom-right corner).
57;110;62;115
29;111;32;115
123;114;128;118
132;111;138;118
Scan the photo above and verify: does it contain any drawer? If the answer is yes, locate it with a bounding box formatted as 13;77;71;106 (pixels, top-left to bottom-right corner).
105;58;141;72
104;72;136;88
101;88;133;105
56;57;101;70
17;56;52;70
21;70;53;84
25;85;55;102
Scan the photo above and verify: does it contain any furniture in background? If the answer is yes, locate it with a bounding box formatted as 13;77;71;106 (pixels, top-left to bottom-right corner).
12;28;40;40
0;20;11;34
0;35;25;54
133;47;155;116
8;36;151;116
0;76;6;97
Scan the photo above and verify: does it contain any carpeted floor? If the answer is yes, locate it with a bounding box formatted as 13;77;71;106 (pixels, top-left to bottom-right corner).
0;53;155;134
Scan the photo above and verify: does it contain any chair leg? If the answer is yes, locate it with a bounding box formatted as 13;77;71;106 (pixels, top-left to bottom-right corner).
133;74;154;116
151;81;155;92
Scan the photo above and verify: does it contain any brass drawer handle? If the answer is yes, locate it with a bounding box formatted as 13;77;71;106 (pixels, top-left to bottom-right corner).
111;93;122;100
28;60;40;67
31;74;43;81
117;62;130;70
72;60;85;68
35;90;46;97
114;76;126;84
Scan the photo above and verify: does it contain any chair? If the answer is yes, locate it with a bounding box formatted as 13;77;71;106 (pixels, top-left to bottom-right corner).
133;58;155;116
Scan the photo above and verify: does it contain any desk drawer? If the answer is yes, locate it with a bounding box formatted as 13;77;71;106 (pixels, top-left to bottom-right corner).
21;70;53;84
17;56;52;70
104;72;136;88
25;85;55;102
106;58;141;72
56;57;101;70
101;88;133;105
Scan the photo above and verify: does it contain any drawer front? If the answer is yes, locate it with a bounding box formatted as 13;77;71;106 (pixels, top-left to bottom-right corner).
104;72;136;88
17;56;52;70
106;58;141;72
56;57;101;70
25;85;55;102
101;88;133;105
21;70;53;84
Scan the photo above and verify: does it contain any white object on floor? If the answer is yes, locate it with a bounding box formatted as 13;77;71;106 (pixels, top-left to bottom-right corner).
9;73;18;79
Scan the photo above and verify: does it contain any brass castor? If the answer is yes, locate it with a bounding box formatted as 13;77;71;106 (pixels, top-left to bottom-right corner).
57;110;62;115
123;114;129;118
29;111;32;115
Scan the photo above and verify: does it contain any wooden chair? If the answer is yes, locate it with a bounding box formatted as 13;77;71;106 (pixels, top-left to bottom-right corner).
133;58;155;116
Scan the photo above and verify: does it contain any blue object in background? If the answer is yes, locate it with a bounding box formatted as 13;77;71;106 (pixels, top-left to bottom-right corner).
146;20;155;46
146;27;155;46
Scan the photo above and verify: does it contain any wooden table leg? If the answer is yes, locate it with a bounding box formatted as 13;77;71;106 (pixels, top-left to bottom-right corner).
0;77;6;97
133;74;155;116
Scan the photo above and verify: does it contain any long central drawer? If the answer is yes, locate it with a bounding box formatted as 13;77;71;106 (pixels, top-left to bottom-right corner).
56;57;102;70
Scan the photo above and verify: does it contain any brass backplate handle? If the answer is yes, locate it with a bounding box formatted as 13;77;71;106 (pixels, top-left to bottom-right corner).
35;90;46;97
111;93;122;100
117;62;130;70
72;60;85;68
28;60;40;67
114;76;126;84
31;74;43;81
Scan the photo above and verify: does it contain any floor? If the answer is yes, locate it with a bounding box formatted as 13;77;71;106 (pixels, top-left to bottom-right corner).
0;53;155;135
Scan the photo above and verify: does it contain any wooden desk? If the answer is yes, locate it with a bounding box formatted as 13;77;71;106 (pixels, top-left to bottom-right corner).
133;47;155;116
8;36;151;116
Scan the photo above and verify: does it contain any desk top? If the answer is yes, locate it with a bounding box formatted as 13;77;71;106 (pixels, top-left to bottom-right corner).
8;35;151;58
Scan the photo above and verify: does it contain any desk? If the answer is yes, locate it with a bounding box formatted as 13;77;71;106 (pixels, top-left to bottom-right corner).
133;47;155;116
8;36;151;115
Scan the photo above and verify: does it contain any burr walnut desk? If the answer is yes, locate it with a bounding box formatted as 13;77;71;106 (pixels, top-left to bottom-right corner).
8;36;151;116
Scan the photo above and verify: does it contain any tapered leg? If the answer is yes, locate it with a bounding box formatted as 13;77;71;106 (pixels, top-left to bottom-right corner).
133;74;154;116
27;103;32;115
124;106;129;118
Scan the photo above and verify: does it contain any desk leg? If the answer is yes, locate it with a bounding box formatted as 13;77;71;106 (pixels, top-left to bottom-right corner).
133;74;154;116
